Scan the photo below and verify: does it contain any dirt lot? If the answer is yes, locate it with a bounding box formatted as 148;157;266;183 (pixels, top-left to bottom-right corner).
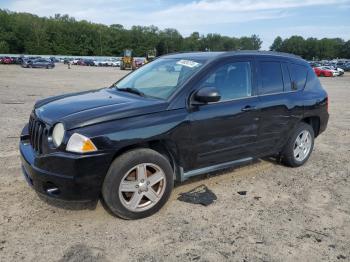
0;63;349;262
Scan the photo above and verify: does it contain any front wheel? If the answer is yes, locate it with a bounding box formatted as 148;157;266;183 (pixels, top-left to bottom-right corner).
281;122;315;167
102;149;174;219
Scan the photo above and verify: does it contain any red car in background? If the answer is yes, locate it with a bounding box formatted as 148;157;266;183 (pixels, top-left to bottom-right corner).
313;67;334;77
0;57;14;64
134;58;146;69
76;59;86;66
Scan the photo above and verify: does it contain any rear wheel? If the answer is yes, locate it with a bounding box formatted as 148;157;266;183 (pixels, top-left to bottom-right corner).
281;122;314;167
102;149;173;219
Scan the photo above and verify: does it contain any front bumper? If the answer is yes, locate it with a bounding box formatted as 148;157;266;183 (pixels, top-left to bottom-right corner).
19;125;114;201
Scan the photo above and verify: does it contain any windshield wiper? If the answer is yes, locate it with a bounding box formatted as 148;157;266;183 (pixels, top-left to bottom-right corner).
116;87;145;97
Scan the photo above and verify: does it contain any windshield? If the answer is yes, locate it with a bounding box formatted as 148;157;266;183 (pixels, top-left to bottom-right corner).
114;58;203;99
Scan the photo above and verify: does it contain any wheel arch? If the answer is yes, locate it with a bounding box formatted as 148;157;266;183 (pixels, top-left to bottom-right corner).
301;116;320;137
110;139;180;180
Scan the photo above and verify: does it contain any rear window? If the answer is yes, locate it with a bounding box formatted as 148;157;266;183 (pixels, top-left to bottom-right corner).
304;67;320;90
288;63;307;90
259;61;283;95
281;63;292;91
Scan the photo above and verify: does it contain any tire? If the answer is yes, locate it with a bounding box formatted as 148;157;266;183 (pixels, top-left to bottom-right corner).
281;122;315;167
102;149;174;219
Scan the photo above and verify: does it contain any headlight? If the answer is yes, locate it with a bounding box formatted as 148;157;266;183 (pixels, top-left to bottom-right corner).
52;123;65;147
66;133;97;153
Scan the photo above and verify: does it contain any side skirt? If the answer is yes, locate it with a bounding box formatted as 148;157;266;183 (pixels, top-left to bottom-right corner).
177;157;254;182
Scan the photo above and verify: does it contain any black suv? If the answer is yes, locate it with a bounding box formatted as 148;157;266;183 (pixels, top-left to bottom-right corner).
20;51;329;219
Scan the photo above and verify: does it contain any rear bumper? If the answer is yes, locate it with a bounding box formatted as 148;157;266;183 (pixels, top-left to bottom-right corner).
319;112;329;136
19;125;113;201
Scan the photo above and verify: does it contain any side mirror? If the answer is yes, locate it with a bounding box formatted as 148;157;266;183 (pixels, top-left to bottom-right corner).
194;86;221;104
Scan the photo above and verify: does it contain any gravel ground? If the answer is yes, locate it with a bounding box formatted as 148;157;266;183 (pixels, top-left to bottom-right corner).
0;64;349;262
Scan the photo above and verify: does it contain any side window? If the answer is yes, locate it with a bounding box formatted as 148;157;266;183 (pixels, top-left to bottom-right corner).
281;63;292;92
289;63;307;90
199;61;252;101
259;61;283;95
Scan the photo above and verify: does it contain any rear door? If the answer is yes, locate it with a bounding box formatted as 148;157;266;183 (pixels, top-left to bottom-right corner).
31;60;38;67
255;59;304;155
33;59;43;68
189;58;260;169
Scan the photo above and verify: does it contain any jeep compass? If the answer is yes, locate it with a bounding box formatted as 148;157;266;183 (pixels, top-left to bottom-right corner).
20;51;329;219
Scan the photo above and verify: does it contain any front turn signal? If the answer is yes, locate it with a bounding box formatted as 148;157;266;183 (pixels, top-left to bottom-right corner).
66;133;97;153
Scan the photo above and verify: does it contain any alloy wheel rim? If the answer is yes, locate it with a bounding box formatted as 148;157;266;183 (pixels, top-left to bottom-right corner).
118;163;166;212
293;130;312;162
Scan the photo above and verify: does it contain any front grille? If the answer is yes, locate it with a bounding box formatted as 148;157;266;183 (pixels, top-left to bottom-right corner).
28;115;48;154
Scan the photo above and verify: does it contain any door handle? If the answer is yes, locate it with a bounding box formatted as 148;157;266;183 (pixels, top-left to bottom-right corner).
241;105;256;112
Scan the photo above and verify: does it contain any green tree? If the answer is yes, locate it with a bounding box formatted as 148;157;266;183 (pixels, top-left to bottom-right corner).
239;35;262;50
273;36;349;59
341;40;350;58
270;36;283;51
2;9;349;59
0;41;9;53
280;36;306;57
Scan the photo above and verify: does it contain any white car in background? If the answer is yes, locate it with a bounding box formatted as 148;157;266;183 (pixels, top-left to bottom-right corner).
325;66;344;76
97;60;108;66
103;59;120;67
92;59;107;66
72;59;80;65
110;60;121;67
319;66;340;76
93;59;120;67
333;66;344;76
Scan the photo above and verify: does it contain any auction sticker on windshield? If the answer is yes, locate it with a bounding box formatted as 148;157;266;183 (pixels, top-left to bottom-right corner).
176;59;201;68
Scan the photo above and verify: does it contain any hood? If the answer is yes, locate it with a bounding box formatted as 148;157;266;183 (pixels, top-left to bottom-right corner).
34;88;168;130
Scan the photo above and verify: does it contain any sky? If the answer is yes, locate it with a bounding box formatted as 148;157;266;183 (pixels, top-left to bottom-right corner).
1;0;350;49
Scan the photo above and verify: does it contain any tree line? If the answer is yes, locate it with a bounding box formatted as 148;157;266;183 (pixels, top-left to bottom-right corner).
0;9;262;57
1;9;349;59
270;36;350;60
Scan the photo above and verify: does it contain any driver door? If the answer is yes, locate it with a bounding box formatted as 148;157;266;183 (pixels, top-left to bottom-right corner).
189;59;260;169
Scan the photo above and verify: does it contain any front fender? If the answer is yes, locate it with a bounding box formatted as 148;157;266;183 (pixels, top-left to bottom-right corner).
69;109;193;170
